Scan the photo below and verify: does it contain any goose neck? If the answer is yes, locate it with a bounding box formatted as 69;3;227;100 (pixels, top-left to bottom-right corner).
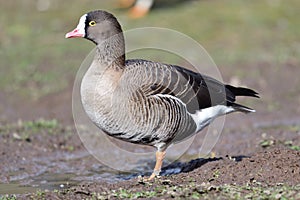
95;34;125;70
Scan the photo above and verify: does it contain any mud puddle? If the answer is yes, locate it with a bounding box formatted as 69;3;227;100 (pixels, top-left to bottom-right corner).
0;149;133;195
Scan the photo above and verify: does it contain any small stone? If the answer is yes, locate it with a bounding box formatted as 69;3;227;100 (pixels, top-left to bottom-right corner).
274;193;282;199
12;133;22;140
263;190;271;195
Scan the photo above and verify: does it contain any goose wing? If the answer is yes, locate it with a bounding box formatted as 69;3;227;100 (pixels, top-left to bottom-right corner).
125;59;231;114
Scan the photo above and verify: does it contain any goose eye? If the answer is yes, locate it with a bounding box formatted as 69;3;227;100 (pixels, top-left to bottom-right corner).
89;21;96;26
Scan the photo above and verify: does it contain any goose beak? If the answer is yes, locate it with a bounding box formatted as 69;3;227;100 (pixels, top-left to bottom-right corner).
65;28;84;38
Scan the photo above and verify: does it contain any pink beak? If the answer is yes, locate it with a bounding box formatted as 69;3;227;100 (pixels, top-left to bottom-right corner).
65;28;84;38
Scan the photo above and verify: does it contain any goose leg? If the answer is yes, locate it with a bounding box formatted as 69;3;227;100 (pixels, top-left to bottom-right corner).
129;0;153;18
144;150;166;181
129;6;149;18
118;0;135;8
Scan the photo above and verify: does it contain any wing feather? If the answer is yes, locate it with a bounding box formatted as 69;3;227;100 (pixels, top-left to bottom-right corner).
124;59;254;114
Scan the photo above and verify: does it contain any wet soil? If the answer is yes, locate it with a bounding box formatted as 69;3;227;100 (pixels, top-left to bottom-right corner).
33;147;300;200
2;124;300;199
1;113;300;199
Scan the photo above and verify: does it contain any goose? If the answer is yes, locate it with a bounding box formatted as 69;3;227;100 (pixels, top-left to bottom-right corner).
65;10;259;181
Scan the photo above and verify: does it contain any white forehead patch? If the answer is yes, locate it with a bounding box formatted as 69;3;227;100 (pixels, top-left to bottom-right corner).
76;14;87;37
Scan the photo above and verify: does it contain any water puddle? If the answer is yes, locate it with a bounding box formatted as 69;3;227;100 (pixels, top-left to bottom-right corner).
0;173;79;195
0;183;37;195
0;150;134;195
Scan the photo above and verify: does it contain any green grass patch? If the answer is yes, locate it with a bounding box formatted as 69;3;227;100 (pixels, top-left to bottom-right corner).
259;137;300;151
0;119;72;140
84;182;300;200
0;195;17;200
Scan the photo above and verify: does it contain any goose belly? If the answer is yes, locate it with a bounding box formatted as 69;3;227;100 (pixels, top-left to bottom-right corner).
104;95;198;146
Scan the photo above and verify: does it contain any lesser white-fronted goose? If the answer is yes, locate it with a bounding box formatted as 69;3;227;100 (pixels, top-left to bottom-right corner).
66;10;259;181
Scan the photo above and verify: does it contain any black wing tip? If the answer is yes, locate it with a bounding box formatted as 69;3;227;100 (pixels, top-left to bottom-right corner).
245;88;260;98
226;85;260;98
246;90;260;98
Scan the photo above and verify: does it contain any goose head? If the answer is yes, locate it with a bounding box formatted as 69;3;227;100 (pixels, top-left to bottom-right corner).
65;10;123;45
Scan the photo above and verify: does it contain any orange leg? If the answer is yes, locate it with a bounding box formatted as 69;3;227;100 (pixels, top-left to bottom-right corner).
144;150;166;181
118;0;135;8
129;5;150;18
128;0;153;18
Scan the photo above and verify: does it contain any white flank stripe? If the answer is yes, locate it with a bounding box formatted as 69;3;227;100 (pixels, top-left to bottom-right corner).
153;94;236;133
191;105;234;132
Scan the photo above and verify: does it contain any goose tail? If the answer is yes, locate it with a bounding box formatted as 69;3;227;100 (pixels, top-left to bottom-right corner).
226;85;259;98
225;85;259;113
230;102;256;113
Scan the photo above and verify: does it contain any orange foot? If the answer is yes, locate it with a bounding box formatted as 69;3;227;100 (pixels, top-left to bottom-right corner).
141;170;160;182
129;6;150;18
140;151;166;182
118;0;135;8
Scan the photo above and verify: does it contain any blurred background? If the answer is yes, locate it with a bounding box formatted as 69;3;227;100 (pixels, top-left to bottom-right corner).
0;0;299;125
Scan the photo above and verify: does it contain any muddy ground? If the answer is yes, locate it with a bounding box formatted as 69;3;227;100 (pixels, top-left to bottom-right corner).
1;117;300;199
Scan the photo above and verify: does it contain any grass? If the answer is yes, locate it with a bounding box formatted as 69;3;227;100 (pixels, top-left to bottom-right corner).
258;122;300;151
46;181;300;199
0;1;111;99
1;0;299;100
0;195;17;200
126;0;300;66
259;138;300;152
0;119;72;140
